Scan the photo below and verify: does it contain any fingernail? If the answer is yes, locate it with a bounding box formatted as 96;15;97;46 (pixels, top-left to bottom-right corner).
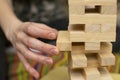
45;59;53;64
48;33;56;39
50;48;59;55
34;73;39;79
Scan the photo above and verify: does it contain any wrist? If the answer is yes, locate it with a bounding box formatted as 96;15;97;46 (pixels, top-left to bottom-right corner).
2;17;22;41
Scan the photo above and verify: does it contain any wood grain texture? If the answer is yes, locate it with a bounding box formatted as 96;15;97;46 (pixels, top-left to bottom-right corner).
83;67;100;80
98;53;115;66
85;24;101;33
101;24;116;33
85;42;100;50
101;5;117;15
57;31;71;51
69;67;113;80
69;3;85;15
69;14;116;24
70;32;116;42
68;0;117;5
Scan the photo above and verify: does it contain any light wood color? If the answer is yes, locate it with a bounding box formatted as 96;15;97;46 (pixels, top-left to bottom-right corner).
99;67;113;80
100;42;112;53
69;14;116;24
70;43;87;68
69;67;113;80
98;53;115;66
85;24;101;33
83;67;100;80
101;24;116;33
68;0;117;5
70;32;116;42
83;42;112;54
101;5;117;15
70;54;87;68
70;69;84;80
85;42;100;50
57;31;71;51
69;3;85;15
87;53;99;67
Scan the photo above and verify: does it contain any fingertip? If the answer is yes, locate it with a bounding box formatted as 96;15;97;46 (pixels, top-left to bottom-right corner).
50;47;59;55
34;72;40;79
48;32;57;39
44;58;53;65
31;69;39;79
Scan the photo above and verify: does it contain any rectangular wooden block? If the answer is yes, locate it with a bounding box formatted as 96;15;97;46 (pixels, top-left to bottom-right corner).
69;67;113;80
85;42;100;50
69;14;116;24
72;42;84;54
101;5;117;15
70;69;84;80
69;3;85;15
99;67;113;80
57;31;71;51
83;67;100;80
101;24;116;33
100;42;112;53
98;53;115;66
70;32;116;42
69;0;117;5
70;43;87;68
70;54;87;68
85;42;112;54
85;24;101;33
87;54;99;67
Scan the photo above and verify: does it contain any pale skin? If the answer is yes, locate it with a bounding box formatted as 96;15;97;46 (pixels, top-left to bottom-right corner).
0;0;59;79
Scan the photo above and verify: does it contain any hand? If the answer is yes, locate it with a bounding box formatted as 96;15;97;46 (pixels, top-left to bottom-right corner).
6;21;59;79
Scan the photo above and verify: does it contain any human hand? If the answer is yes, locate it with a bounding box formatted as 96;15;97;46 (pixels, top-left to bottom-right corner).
6;21;59;79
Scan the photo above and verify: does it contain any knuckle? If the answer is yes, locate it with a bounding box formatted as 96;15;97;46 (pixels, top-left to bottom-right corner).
24;22;34;33
41;43;47;50
23;50;31;59
26;65;31;71
26;38;32;47
16;32;22;39
26;26;32;33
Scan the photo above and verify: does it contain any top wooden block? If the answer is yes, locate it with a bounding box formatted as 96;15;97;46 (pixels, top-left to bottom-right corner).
68;0;117;5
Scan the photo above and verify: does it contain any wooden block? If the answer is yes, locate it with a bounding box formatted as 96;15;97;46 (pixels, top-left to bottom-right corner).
98;53;115;66
72;42;85;54
57;31;71;51
69;3;85;15
85;42;100;50
100;42;112;53
99;67;113;80
70;69;84;80
101;24;116;33
85;24;101;33
70;32;116;42
83;67;100;80
69;67;113;80
70;42;87;68
87;54;99;67
69;14;116;24
101;5;117;15
69;0;117;5
70;54;87;68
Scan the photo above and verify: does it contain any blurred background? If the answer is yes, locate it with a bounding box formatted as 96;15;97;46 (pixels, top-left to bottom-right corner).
0;0;120;80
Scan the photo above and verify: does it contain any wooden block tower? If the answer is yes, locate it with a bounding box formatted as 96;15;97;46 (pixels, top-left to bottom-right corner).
57;0;117;80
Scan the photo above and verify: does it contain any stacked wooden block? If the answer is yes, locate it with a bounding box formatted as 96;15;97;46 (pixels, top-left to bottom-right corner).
57;0;117;80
